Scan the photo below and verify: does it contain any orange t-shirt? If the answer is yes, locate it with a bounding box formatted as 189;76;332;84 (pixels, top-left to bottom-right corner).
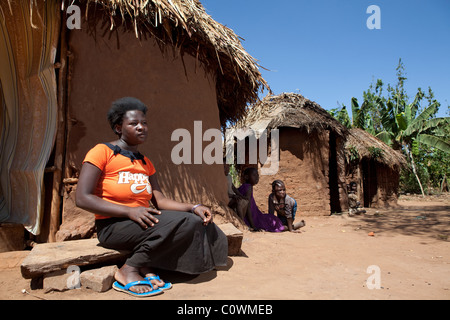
82;143;156;220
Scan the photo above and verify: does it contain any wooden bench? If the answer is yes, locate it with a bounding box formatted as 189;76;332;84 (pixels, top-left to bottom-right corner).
21;223;243;280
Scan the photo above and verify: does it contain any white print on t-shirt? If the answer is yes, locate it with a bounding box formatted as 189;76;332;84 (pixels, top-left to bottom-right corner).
117;171;152;194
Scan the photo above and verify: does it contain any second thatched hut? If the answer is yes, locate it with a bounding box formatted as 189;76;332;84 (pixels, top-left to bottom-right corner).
232;93;349;216
345;128;407;208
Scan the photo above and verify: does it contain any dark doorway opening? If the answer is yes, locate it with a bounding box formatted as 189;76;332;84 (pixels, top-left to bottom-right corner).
362;159;378;207
329;131;341;214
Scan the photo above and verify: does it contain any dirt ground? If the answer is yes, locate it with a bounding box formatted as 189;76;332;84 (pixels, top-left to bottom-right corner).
1;195;449;300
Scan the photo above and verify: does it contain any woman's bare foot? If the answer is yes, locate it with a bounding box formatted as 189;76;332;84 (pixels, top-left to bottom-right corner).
140;267;165;289
114;264;155;294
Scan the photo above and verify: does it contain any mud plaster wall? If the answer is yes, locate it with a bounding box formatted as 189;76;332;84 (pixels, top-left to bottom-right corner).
252;128;332;216
346;162;399;209
376;165;400;208
65;16;229;208
375;165;400;208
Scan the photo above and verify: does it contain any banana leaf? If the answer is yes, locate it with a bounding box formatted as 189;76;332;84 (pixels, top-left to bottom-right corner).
403;103;442;137
416;134;450;154
396;112;408;131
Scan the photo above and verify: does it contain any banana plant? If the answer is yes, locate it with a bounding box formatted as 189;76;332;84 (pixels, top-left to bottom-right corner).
330;90;450;196
351;97;374;133
374;91;450;196
328;98;375;132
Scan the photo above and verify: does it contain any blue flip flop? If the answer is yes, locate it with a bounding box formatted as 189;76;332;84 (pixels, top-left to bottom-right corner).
145;275;173;291
112;280;163;297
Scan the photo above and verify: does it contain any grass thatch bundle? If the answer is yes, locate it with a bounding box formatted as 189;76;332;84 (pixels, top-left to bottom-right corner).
346;128;407;169
235;92;348;137
67;0;270;126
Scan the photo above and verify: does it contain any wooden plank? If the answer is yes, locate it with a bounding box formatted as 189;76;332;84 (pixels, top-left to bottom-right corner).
20;239;129;279
48;19;68;243
21;223;243;279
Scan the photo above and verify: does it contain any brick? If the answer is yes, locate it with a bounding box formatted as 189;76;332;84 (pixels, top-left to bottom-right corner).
80;265;118;292
218;223;243;256
43;269;78;293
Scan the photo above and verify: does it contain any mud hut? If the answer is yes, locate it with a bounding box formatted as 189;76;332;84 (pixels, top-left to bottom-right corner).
232;93;349;216
345;128;407;208
0;0;268;243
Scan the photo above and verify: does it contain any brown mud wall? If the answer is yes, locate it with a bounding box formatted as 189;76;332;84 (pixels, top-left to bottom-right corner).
346;161;399;209
64;13;229;213
375;165;400;208
252;128;332;216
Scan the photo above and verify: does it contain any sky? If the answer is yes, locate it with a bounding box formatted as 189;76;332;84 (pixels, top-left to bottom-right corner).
202;0;450;118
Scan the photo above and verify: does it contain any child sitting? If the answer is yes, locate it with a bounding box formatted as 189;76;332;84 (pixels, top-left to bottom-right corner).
268;180;305;233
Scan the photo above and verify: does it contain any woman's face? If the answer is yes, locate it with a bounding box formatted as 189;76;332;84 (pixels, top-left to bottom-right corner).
116;110;148;146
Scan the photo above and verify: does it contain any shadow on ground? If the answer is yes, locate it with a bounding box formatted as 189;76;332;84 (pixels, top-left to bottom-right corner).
346;202;450;241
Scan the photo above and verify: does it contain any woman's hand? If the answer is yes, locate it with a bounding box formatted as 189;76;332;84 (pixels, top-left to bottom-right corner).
127;207;161;230
193;205;213;226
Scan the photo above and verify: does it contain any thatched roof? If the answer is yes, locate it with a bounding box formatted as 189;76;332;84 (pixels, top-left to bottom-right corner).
346;128;407;169
73;0;269;126
234;93;348;136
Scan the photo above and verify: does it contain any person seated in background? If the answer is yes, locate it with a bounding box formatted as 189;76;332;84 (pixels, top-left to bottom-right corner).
268;180;305;233
347;181;366;216
238;167;285;232
224;162;249;221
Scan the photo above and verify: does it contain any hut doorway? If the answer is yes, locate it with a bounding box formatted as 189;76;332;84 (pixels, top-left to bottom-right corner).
329;131;341;214
362;159;378;207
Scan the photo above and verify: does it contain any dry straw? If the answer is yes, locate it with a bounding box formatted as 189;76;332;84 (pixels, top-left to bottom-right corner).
345;128;407;169
236;92;348;137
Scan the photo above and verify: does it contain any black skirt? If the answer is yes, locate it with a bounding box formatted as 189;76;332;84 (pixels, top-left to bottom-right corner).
95;210;228;275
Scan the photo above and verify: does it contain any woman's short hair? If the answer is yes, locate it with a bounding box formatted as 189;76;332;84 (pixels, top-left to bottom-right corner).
107;97;148;135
